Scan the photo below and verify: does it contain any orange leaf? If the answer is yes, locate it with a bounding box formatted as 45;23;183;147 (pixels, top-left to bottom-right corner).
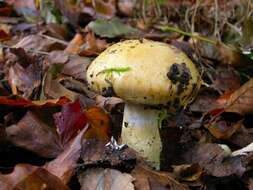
84;107;111;141
64;33;85;55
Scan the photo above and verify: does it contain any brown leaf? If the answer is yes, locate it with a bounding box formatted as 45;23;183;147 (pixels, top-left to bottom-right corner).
64;33;85;55
78;168;134;190
14;34;65;52
185;143;247;177
224;79;253;115
92;0;116;19
0;29;10;41
8;62;41;98
210;66;241;94
45;51;91;81
6;111;63;158
84;107;111;142
44;125;88;184
205;119;243;140
190;94;220;113
131;164;190;190
172;164;202;182
0;164;69;190
79;31;108;56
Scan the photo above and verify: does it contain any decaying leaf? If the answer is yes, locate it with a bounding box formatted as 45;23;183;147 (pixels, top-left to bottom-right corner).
45;125;88;184
14;34;65;52
79;31;108;56
172;164;203;182
0;164;69;190
78;168;134;190
54;99;87;145
205;119;243;140
0;96;69;107
84;107;111;142
6;111;63;158
223;79;253;115
184;143;247;177
64;33;85;55
131;164;190;190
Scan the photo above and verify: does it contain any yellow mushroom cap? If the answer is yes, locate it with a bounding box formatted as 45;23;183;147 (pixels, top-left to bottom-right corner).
87;39;201;106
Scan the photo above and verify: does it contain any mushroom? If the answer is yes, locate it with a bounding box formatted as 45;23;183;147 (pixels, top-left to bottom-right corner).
86;39;201;169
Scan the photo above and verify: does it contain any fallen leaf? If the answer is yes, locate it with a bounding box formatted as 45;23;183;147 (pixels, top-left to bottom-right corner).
184;143;247;177
6;111;63;158
44;125;88;184
45;51;91;81
42;64;79;101
78;168;134;190
0;29;10;41
205;119;243;140
87;18;137;38
92;0;116;19
8;62;41;98
54;99;87;145
0;96;69;107
224;79;253;115
210;66;241;94
79;31;108;56
229;127;253;147
64;33;85;55
14;34;66;52
0;164;69;190
131;164;190;190
172;164;203;182
84;107;111;142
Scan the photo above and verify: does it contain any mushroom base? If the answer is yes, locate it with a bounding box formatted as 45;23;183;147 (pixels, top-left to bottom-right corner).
121;103;162;169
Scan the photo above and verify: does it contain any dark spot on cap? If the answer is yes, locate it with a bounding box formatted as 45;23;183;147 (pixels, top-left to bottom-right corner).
167;63;192;95
90;74;93;78
144;96;147;99
91;81;94;85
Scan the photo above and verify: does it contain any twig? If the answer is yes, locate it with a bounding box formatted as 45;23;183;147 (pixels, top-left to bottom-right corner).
157;25;217;45
0;44;49;55
38;34;69;45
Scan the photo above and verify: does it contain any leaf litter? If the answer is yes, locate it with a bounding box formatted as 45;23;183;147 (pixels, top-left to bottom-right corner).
0;0;253;190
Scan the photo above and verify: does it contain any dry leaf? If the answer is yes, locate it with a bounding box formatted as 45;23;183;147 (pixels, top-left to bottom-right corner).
131;164;190;190
224;79;253;115
84;107;111;142
78;168;134;190
54;99;87;145
64;33;85;55
45;125;89;184
0;164;69;190
6;111;63;158
172;164;202;182
205;119;243;140
184;143;247;177
14;34;65;52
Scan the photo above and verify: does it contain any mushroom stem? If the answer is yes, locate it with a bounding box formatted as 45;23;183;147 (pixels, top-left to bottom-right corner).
121;102;162;169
